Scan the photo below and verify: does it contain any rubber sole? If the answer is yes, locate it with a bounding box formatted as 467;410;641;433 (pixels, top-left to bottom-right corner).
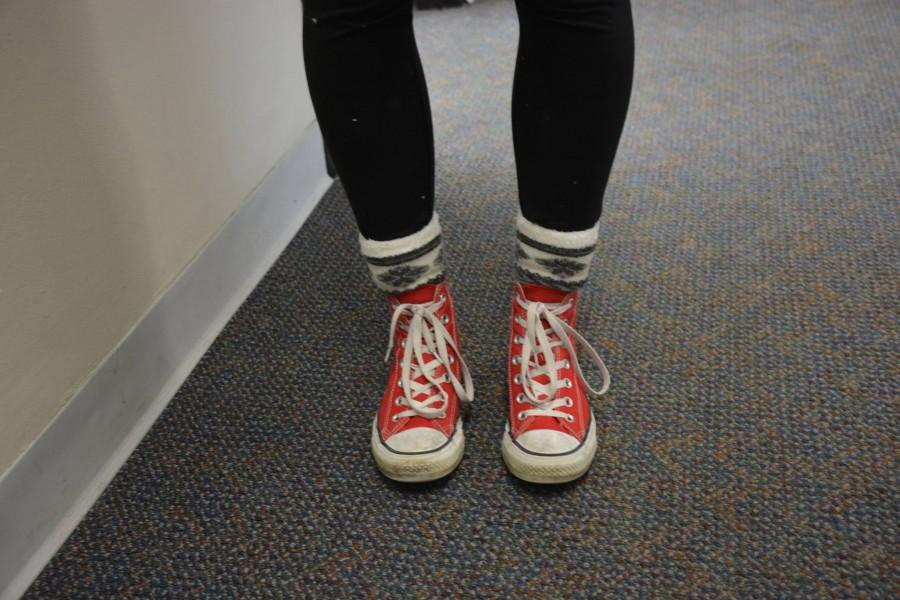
371;418;465;482
501;413;598;484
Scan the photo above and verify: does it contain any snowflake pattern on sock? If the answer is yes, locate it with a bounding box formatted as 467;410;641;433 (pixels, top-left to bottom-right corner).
377;264;429;289
516;214;598;290
360;213;445;293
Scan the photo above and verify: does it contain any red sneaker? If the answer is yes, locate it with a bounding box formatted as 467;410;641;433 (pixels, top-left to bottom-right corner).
502;282;611;483
371;282;474;482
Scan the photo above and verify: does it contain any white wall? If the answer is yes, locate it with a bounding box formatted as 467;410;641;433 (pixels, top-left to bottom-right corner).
0;0;315;475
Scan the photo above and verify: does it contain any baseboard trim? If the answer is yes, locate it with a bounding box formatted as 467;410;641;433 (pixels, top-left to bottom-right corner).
0;122;332;600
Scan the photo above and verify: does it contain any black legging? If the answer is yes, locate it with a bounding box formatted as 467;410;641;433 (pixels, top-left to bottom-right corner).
301;0;634;241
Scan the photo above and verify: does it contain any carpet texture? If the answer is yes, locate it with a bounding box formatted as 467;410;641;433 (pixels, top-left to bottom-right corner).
27;0;898;597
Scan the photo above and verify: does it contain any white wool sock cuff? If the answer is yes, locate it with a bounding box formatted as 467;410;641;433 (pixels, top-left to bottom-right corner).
359;212;445;293
516;211;600;291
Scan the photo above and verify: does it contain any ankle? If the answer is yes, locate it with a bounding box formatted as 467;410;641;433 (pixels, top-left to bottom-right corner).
515;210;599;291
359;212;445;293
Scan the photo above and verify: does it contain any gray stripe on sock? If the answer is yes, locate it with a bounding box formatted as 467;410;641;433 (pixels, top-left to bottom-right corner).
517;267;584;291
364;235;442;266
388;273;446;294
516;232;596;258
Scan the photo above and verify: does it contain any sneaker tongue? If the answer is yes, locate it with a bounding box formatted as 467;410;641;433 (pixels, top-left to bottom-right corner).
520;283;569;303
393;283;439;304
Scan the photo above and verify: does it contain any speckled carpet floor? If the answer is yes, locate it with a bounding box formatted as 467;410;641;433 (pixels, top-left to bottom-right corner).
26;0;898;597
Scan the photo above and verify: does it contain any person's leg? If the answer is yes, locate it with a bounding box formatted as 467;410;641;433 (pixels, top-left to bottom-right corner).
301;0;443;293
512;0;634;290
301;0;471;482
503;0;634;483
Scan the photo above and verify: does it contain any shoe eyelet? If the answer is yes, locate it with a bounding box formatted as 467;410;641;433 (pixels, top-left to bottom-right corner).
516;393;525;404
564;360;571;369
564;378;573;388
565;397;573;407
439;293;446;301
514;374;522;384
517;411;526;421
439;410;447;419
514;335;523;344
441;314;450;324
449;355;455;364
391;415;400;422
395;396;404;406
565;414;575;423
512;356;520;365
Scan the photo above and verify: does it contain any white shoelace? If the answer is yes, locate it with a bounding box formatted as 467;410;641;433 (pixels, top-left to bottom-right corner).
384;295;474;421
514;295;611;420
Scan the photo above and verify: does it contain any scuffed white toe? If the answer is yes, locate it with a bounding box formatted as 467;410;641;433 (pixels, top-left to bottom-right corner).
383;427;449;453
502;415;598;484
514;428;580;455
373;418;465;482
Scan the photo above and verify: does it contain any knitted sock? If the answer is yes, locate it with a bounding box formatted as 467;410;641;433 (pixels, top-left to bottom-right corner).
516;211;599;291
359;212;445;293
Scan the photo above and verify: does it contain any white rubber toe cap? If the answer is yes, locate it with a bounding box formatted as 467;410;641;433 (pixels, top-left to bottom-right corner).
383;427;449;453
514;428;580;455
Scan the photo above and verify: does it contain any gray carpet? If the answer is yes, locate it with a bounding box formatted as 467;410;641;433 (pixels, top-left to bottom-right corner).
27;0;898;597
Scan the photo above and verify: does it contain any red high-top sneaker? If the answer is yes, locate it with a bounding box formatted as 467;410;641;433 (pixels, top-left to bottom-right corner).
503;282;611;483
372;282;474;482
